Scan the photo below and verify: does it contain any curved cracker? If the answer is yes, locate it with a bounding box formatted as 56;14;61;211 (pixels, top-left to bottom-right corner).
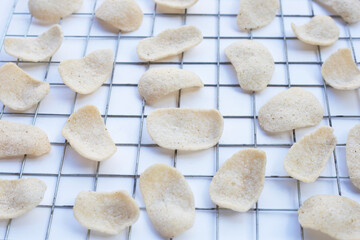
346;124;360;190
138;67;203;103
314;0;360;24
4;25;63;62
140;164;195;238
0;120;50;159
298;195;360;240
153;0;198;9
225;40;274;92
321;48;360;90
284;126;337;183
146;108;224;151
59;49;113;94
209;148;266;212
62;105;116;161
237;0;279;31
0;178;46;219
258;88;324;133
74;191;139;235
28;0;83;23
291;15;339;46
95;0;143;32
137;25;203;62
0;63;49;111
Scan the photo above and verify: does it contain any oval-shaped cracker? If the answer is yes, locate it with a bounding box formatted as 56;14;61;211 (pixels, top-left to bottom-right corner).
146;108;224;151
95;0;143;32
258;87;324;133
346;124;360;190
4;24;63;62
298;195;360;240
284;126;337;183
28;0;83;23
209;148;266;212
314;0;360;24
137;25;203;62
237;0;280;31
0;178;46;219
74;191;139;235
138;67;203;103
153;0;198;9
225;40;274;92
0;120;50;159
140;164;195;238
321;48;360;90
291;15;339;46
62;105;116;161
0;63;50;111
58;49;113;94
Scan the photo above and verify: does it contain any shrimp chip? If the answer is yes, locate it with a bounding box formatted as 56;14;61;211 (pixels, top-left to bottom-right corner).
62;105;116;161
59;49;113;94
346;124;360;190
0;178;46;219
95;0;143;32
146;108;224;151
258;88;324;133
209;149;266;212
284;126;337;183
137;25;203;62
4;25;63;62
0;120;50;159
298;195;360;240
140;164;195;238
237;0;279;31
28;0;83;23
291;15;339;46
153;0;198;9
225;40;274;92
138;67;203;103
321;48;360;90
0;63;49;111
74;191;139;235
314;0;360;24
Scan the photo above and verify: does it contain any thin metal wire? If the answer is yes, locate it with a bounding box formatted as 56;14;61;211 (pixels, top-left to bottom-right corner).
0;0;356;239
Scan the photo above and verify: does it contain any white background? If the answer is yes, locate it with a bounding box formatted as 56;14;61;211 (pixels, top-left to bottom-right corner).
0;0;360;239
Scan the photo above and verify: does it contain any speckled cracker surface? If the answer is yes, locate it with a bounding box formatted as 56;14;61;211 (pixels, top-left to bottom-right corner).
321;48;360;90
284;126;337;183
4;24;63;62
225;40;274;92
28;0;83;23
237;0;279;31
314;0;360;24
0;178;46;219
59;49;113;94
346;124;360;190
137;25;203;61
298;195;360;240
0;120;50;159
0;63;49;111
258;87;324;133
62;105;116;161
138;67;203;103
146;108;224;150
74;191;139;235
153;0;198;9
209;148;266;212
140;164;195;238
291;15;339;46
95;0;143;32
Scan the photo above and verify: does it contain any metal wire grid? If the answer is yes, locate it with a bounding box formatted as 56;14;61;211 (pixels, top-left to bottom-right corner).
0;0;358;239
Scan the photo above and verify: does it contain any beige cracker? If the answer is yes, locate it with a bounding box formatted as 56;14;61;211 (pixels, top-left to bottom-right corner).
314;0;360;24
153;0;198;9
346;124;360;190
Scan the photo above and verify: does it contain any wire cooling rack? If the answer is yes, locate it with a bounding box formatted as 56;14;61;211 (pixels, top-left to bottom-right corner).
0;0;360;239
